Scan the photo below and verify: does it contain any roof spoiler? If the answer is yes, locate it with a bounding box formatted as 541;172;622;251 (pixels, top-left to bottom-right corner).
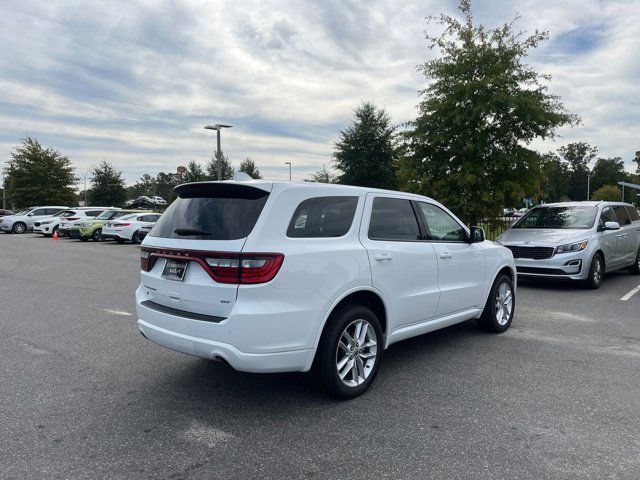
174;181;272;199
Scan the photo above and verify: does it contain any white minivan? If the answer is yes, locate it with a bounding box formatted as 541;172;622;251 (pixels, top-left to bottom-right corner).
137;181;516;398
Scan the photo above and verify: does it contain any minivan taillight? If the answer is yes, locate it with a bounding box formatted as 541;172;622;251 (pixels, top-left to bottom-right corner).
140;248;284;284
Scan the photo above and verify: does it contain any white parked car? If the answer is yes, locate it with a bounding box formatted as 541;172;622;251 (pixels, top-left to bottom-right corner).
151;196;167;206
34;207;111;237
58;208;114;237
101;213;162;244
0;206;67;234
136;181;516;398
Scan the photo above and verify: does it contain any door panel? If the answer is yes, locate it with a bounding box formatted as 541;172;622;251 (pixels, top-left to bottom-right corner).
360;196;440;330
416;202;486;316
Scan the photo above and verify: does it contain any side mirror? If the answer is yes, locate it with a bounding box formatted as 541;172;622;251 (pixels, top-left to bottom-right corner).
469;226;485;243
27;213;33;217
604;221;620;231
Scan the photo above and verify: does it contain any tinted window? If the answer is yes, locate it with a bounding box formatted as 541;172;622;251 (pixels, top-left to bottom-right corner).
45;208;62;215
418;202;467;241
600;207;615;225
613;205;631;226
625;206;640;222
59;210;78;218
84;210;104;217
287;196;358;238
369;197;421;241
513;206;597;229
151;184;269;240
31;209;46;216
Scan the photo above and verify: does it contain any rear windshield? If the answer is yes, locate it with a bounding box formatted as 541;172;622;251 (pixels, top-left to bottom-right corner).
513;206;597;229
151;184;269;240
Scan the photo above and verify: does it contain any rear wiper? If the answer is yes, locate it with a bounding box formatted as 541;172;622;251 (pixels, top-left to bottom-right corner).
174;228;210;236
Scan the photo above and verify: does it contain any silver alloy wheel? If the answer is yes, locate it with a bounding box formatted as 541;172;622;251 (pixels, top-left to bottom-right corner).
593;257;602;284
335;319;378;387
494;282;513;326
13;222;26;234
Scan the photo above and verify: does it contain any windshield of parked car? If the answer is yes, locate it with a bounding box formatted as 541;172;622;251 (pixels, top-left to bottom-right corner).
512;206;597;229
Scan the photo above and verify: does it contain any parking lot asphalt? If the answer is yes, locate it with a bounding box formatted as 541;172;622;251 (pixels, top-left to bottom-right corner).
1;233;639;480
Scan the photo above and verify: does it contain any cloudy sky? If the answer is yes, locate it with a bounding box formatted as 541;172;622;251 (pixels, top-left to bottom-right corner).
0;0;638;185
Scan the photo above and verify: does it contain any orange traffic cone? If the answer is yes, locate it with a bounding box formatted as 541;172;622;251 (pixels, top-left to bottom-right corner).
53;230;59;241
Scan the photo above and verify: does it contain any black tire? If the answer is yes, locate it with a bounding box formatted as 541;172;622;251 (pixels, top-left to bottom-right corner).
12;222;27;234
92;229;102;242
315;305;383;399
476;274;515;333
132;231;141;244
80;237;88;242
585;253;604;289
116;238;125;244
628;248;640;276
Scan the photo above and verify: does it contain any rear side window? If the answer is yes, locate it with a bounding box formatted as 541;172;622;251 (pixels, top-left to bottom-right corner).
287;196;358;238
625;206;640;222
368;197;421;241
84;210;104;217
151;184;269;240
613;206;631;226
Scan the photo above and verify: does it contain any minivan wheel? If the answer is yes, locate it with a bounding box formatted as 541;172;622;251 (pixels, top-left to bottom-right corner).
629;249;640;276
477;274;514;333
316;305;383;399
585;253;604;289
12;222;27;234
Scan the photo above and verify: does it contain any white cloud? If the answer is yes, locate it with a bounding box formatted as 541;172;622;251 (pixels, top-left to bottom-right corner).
0;0;638;185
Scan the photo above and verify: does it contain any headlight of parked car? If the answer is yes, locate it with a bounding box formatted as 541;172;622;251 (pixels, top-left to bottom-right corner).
556;241;588;254
40;220;53;225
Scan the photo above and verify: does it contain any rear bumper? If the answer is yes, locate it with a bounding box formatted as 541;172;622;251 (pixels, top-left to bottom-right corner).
137;319;314;373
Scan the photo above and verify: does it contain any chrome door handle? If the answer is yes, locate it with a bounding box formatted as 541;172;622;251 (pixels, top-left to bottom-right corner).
439;252;452;259
374;253;392;261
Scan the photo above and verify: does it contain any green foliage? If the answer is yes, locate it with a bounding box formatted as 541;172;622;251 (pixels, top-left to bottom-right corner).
539;153;571;202
127;174;156;198
592;185;621;202
90;161;126;206
155;172;180;201
238;158;262;179
590;157;626;194
306;165;336;184
558;142;597;200
5;136;77;209
633;151;640;175
404;0;577;223
182;160;207;183
206;152;234;180
333;101;397;190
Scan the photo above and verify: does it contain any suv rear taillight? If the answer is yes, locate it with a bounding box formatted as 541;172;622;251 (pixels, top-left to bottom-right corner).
140;248;284;284
114;223;131;227
66;217;79;221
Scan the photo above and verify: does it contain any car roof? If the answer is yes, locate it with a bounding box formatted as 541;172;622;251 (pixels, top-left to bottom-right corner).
176;180;436;202
538;201;632;208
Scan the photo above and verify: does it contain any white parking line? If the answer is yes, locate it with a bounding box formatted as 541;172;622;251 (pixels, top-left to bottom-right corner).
104;309;133;316
620;285;640;302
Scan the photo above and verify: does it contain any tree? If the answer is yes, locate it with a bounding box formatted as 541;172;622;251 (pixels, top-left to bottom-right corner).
590;157;626;194
155;172;180;201
404;0;577;224
558;142;597;200
238;158;262;179
633;151;640;175
127;174;156;198
206;152;234;180
333;101;397;190
4;136;77;209
182;160;207;183
592;185;621;202
90;161;126;206
306;165;336;184
539;153;570;202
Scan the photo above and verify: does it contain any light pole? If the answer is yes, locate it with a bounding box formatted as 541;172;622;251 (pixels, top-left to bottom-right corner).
587;173;591;200
285;162;292;181
204;124;233;180
79;171;89;206
1;164;5;210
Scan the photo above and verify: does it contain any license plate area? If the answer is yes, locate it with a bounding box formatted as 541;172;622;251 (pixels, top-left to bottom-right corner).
162;259;188;281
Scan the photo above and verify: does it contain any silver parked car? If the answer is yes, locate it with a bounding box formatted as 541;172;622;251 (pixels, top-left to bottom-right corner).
497;201;640;288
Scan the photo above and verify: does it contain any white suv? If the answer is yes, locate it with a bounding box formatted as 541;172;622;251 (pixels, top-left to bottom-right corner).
136;181;516;398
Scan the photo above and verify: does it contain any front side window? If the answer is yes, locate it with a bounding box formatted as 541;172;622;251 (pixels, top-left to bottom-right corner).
287;196;358;238
418;202;467;242
600;207;615;226
613;206;631;226
30;209;46;216
368;197;421;241
513;206;597;229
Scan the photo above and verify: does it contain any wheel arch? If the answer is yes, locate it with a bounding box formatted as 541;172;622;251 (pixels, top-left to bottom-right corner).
312;287;388;353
